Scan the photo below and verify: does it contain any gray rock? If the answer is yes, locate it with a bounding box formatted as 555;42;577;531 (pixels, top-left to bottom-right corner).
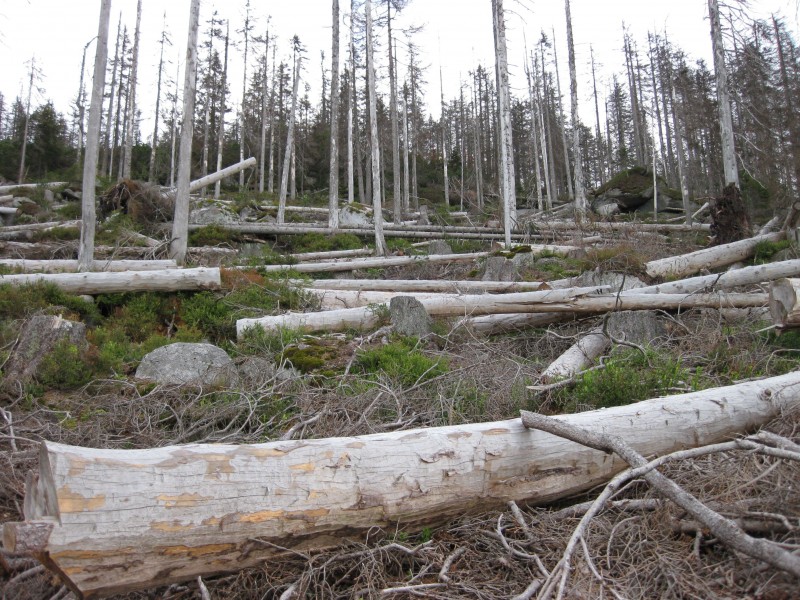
190;206;238;225
338;205;372;228
428;240;453;255
482;256;518;282
390;296;432;337
135;343;238;387
5;315;87;381
417;205;431;226
43;189;55;204
237;356;277;385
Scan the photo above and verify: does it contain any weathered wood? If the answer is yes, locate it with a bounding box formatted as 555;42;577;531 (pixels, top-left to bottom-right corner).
253;252;489;273
521;218;710;233
187;157;257;194
238;289;764;337
0;183;68;194
467;259;800;334
645;232;783;279
540;328;610;382
307;289;465;310
0;267;220;295
289;248;373;261
300;279;552;293
0;220;81;233
769;278;800;329
0;259;177;273
6;371;800;597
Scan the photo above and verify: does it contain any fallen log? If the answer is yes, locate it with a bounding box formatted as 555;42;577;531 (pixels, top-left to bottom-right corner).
540;328;610;382
237;290;764;337
0;259;177;273
467;259;800;334
251;252;489;273
5;371;800;598
0;182;67;194
524;219;711;234
299;279;552;293
238;286;606;336
187;157;257;194
289;247;373;261
769;278;800;330
306;289;463;310
644;232;783;279
0;267;221;295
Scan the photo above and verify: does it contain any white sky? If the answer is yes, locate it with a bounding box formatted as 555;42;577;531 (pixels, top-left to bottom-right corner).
1;0;798;141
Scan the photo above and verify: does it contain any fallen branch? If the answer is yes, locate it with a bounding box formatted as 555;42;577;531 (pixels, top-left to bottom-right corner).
520;411;800;598
0;259;176;273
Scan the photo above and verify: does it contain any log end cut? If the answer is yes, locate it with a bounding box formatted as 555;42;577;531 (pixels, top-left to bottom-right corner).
769;278;800;329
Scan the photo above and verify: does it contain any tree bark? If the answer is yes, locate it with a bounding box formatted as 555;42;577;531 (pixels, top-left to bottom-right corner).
365;0;387;255
77;0;111;272
541;327;610;382
708;0;739;188
492;0;517;244
8;372;800;598
300;279;553;293
0;259;176;273
278;40;302;224
565;0;586;212
121;0;142;181
328;0;341;228
188;157;257;194
168;0;201;265
645;232;783;279
214;22;230;200
0;267;221;295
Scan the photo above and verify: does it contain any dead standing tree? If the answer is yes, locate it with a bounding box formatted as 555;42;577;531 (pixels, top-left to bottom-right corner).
77;0;111;272
278;36;303;225
366;0;388;255
169;0;201;265
328;0;342;229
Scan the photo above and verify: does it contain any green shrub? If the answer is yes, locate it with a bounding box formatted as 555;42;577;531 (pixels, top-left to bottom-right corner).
356;337;448;387
189;224;238;247
549;350;707;412
0;282;101;324
37;340;93;390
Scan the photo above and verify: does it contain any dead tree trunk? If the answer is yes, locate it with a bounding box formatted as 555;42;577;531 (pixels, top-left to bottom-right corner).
148;17;168;183
708;0;739;188
278;39;302;224
565;0;586;212
6;372;800;598
77;1;111;272
214;22;230;200
121;0;142;181
328;0;341;229
168;0;201;265
366;0;387;255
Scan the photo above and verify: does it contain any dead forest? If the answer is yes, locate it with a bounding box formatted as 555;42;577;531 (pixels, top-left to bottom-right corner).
2;0;800;599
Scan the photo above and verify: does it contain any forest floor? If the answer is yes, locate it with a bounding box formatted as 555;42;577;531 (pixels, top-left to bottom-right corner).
1;186;799;599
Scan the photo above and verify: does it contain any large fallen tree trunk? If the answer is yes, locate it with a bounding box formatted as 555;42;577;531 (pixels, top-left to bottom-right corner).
524;219;711;234
645;232;783;279
238;290;764;337
467;259;800;334
540;328;611;382
189;223;530;241
0;267;221;294
289;248;373;261
0;182;68;194
0;259;176;273
251;252;489;273
299;279;553;293
0;220;81;241
5;371;800;598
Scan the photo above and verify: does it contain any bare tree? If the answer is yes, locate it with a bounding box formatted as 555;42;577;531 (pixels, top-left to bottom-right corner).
148;15;170;183
214;21;230;200
238;0;253;191
565;0;586;212
492;0;516;245
170;0;201;265
77;0;111;272
101;14;121;177
347;1;356;204
440;62;449;209
329;0;342;228
366;0;387;254
121;0;142;180
258;22;271;193
708;0;739;188
17;57;38;184
75;37;96;166
278;36;303;224
551;28;574;201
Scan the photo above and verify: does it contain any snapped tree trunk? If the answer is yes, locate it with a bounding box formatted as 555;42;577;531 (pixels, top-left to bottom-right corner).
6;372;800;598
77;1;111;272
168;0;201;265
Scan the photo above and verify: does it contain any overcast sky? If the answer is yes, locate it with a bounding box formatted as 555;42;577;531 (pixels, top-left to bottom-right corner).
1;0;797;141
